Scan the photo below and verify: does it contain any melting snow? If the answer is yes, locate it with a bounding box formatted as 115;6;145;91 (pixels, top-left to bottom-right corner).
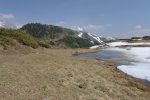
114;47;150;81
90;45;100;49
87;33;103;43
108;42;150;47
78;32;83;38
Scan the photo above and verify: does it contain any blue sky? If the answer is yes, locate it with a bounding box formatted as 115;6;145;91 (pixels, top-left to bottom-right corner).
0;0;150;38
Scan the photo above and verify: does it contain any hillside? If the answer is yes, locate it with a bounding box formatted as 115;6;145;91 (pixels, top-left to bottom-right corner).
21;23;79;39
0;25;94;49
0;23;110;49
21;23;106;48
0;28;39;48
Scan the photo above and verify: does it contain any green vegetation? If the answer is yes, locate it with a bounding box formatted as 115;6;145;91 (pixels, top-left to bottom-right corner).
0;35;16;47
0;28;39;48
21;23;93;48
61;36;93;48
21;23;66;39
0;23;94;49
38;41;50;48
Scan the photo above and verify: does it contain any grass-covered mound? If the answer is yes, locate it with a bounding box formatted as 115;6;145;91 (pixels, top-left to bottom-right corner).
0;28;39;48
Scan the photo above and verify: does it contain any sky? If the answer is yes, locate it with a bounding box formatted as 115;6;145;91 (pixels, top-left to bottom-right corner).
0;0;150;38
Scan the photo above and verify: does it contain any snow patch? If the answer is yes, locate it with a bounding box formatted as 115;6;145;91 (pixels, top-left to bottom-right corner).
115;47;150;81
87;33;103;43
108;42;150;47
90;45;100;49
73;26;84;31
78;32;83;38
90;41;94;44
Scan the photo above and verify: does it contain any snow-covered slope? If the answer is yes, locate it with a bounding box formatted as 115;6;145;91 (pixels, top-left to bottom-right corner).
76;31;105;45
76;30;115;46
78;32;83;38
87;33;104;43
72;26;106;45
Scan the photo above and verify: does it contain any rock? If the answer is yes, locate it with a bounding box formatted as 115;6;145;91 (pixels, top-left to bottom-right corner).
78;80;87;89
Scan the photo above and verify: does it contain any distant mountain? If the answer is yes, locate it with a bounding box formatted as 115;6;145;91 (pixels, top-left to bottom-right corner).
21;23;109;48
21;23;78;39
76;31;104;45
0;22;116;49
0;23;115;48
71;26;107;44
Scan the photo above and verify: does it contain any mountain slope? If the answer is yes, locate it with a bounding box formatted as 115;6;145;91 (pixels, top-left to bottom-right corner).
0;23;113;49
0;27;52;49
77;31;104;45
21;23;79;40
21;23;107;48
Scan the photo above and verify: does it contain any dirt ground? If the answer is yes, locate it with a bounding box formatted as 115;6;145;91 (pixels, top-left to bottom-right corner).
0;47;150;100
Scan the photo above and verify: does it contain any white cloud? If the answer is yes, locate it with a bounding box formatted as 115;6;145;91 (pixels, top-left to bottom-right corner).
79;24;105;34
0;21;5;27
83;24;104;29
71;26;84;31
134;25;142;29
69;24;104;33
55;21;67;26
129;29;150;34
16;24;23;29
119;28;150;38
0;13;16;28
0;13;14;20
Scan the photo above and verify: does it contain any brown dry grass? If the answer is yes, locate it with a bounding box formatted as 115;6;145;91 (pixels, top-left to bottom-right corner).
0;47;150;100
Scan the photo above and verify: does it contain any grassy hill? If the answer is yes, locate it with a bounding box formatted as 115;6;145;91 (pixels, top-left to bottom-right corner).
21;23;77;39
21;23;93;48
0;28;39;48
0;23;93;49
0;28;52;49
